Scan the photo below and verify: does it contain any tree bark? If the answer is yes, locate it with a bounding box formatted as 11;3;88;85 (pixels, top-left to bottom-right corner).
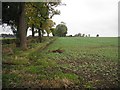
32;24;34;37
41;30;44;37
47;33;49;37
38;28;42;43
15;17;21;47
19;3;27;50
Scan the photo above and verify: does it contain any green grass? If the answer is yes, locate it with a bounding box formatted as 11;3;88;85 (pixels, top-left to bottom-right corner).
2;37;119;88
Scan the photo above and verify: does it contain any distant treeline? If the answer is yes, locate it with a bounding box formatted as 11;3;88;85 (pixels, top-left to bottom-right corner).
74;33;90;37
67;33;99;37
0;34;16;38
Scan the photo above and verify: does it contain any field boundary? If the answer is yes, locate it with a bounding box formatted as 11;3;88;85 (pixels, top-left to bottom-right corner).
38;37;57;52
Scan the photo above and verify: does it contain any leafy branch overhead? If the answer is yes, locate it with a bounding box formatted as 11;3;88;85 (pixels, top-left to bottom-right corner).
25;2;60;27
25;2;61;37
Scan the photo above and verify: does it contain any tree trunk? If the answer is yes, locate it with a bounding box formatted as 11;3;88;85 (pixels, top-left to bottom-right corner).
38;28;42;43
47;33;49;37
42;30;44;37
32;24;34;37
19;3;27;50
15;19;21;47
26;24;28;36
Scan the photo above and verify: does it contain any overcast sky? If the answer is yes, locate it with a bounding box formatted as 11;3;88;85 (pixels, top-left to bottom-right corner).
0;0;119;37
52;0;119;37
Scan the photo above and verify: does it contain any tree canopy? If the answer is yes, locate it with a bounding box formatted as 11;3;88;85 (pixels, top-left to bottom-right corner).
54;23;67;37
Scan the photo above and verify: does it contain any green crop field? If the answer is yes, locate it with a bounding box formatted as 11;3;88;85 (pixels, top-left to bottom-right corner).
3;37;119;88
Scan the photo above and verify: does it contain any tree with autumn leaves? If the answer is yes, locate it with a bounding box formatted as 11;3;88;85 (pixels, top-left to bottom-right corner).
2;2;61;50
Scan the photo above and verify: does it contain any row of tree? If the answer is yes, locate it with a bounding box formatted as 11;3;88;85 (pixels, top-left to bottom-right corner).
28;21;68;37
2;2;63;50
